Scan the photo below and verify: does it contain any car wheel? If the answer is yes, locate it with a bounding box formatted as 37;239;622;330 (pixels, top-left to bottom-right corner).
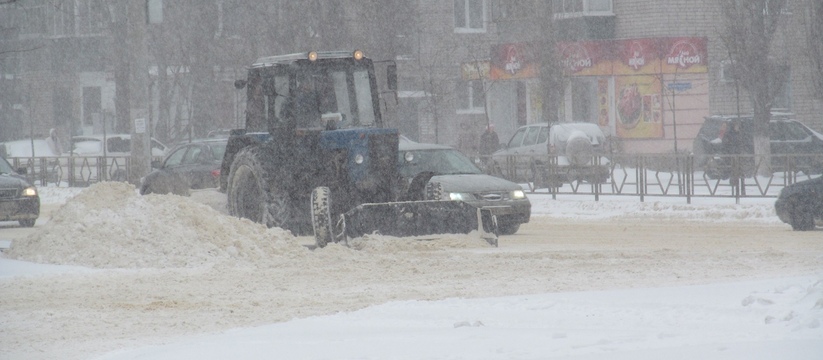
498;222;520;235
788;196;815;231
311;186;335;248
19;219;36;227
425;181;445;201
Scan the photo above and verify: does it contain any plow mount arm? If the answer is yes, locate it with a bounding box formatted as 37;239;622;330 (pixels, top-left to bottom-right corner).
340;200;498;246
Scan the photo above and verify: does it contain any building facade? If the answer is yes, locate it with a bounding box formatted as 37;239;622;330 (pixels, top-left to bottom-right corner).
404;0;821;156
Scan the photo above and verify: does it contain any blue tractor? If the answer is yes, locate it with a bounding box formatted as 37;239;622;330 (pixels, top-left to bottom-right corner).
221;51;497;247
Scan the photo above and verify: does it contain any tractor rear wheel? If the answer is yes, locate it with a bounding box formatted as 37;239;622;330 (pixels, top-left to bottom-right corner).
227;146;293;231
311;186;335;248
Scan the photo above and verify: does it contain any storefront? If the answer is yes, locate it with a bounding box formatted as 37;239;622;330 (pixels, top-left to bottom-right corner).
480;37;710;154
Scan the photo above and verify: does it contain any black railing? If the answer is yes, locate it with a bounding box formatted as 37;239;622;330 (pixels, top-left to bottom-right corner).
8;153;822;203
8;156;164;187
483;153;823;203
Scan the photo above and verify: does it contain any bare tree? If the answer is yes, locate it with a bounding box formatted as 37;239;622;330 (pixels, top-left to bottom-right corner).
719;0;789;175
801;0;823;100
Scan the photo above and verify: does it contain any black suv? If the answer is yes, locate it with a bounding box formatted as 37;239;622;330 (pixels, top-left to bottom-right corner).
693;114;823;177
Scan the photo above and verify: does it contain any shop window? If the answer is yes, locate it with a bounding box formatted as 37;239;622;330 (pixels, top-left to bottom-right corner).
454;0;486;33
571;79;597;123
456;80;485;114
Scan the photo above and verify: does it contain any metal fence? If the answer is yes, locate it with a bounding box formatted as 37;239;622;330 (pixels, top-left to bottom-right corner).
484;153;823;203
7;153;822;203
7;156;164;188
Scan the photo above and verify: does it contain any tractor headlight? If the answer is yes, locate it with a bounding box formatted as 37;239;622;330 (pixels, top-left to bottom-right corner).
353;49;364;60
510;190;526;200
404;151;414;162
22;187;37;197
354;154;365;164
449;192;472;201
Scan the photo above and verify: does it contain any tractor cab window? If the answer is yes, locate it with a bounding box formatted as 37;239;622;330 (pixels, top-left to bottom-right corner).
248;62;379;131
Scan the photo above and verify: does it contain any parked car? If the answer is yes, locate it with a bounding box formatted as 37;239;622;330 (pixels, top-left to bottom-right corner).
65;134;168;183
774;175;823;231
0;155;40;227
693;114;823;178
399;138;530;235
68;134;167;157
140;138;228;196
490;122;610;186
0;138;62;184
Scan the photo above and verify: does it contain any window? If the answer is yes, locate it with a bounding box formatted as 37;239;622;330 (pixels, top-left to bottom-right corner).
719;60;738;83
552;0;612;18
49;1;75;37
507;127;527;148
522;126;540;146
77;0;106;35
457;80;485;113
164;147;187;167
454;0;486;33
19;4;47;36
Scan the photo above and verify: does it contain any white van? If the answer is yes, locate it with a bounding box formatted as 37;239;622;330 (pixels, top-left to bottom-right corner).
490;122;611;186
65;134;168;183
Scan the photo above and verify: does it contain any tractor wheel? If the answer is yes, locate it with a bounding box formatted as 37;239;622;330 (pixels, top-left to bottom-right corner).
227;146;293;231
788;196;815;231
311;186;335;248
425;181;445;200
18;219;36;227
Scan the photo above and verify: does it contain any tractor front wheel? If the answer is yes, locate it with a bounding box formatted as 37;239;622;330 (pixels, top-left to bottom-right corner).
311;186;336;248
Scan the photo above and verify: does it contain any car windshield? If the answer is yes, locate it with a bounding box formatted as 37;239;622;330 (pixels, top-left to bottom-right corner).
400;149;482;177
0;156;15;174
210;143;227;160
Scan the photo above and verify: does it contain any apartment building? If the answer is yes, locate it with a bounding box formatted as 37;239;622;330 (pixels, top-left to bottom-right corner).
404;0;821;155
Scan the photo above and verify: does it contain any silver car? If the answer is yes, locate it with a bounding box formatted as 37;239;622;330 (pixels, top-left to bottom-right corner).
399;139;531;235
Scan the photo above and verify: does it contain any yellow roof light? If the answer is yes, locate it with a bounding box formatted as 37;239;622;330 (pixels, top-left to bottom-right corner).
308;51;318;61
353;50;364;61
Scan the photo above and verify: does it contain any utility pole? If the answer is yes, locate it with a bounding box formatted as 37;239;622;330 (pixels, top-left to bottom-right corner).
127;0;151;184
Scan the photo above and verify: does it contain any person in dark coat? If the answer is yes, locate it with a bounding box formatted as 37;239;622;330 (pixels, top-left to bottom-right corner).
722;119;745;192
479;124;499;157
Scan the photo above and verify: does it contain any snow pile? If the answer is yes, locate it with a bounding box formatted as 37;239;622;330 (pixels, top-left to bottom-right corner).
744;279;823;330
349;232;494;252
7;182;307;269
538;198;781;223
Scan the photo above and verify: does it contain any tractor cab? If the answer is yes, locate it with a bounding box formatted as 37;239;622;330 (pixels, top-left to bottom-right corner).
239;50;384;134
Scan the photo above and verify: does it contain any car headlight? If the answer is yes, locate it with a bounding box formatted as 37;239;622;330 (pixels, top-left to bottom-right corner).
449;192;473;201
22;187;37;197
510;190;526;200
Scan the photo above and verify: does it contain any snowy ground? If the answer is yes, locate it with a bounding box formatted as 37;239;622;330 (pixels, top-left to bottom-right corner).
1;183;822;360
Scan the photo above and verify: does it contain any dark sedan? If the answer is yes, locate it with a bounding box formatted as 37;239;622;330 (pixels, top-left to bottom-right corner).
399;139;531;235
775;176;823;231
140;139;227;196
0;155;40;227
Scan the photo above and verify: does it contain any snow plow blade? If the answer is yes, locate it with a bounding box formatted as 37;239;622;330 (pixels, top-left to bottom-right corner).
341;200;498;246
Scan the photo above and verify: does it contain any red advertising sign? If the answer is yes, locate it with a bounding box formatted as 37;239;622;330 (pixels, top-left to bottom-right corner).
661;37;708;73
490;43;537;80
557;41;611;76
613;38;662;75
